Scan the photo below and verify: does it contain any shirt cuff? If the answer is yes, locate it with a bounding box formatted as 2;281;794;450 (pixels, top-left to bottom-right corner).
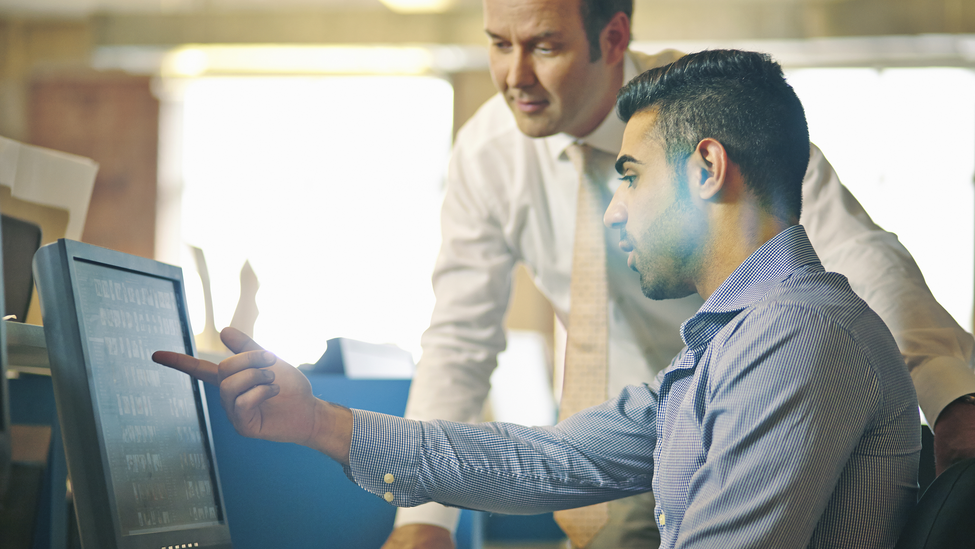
345;409;425;508
910;355;975;425
393;503;462;533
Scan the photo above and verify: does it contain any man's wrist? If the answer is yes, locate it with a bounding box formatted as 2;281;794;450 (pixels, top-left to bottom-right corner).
932;392;975;474
954;393;975;406
909;356;975;425
935;393;975;429
307;399;353;464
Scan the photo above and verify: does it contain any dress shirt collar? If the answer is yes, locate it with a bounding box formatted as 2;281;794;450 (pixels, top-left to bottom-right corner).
549;51;638;162
680;225;822;352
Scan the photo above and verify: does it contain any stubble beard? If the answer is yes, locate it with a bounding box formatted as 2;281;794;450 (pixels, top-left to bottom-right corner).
636;186;704;301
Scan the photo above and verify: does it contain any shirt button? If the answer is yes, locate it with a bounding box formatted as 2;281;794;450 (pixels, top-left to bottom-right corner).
659;512;666;526
384;473;395;484
383;492;394;503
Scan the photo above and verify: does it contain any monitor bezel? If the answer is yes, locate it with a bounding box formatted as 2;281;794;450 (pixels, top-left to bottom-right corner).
34;239;232;549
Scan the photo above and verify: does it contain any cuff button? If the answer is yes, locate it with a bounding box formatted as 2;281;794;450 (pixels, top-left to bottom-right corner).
383;492;395;503
384;473;395;484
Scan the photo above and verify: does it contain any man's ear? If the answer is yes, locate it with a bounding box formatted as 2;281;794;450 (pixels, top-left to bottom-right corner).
600;12;630;66
688;138;728;201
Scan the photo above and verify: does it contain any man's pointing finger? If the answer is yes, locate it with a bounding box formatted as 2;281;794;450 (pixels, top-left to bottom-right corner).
152;351;219;386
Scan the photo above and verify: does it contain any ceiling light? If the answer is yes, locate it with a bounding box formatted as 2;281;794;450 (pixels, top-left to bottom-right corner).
378;0;456;14
168;48;208;77
160;45;435;76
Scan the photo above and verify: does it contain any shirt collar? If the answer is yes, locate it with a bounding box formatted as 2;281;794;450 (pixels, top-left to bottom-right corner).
547;52;638;162
680;225;823;350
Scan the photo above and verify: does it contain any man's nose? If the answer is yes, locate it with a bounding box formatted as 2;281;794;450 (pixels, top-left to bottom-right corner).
604;194;627;229
507;51;537;89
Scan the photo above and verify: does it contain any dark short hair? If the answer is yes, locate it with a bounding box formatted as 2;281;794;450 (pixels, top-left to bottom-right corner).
616;49;809;221
580;0;632;62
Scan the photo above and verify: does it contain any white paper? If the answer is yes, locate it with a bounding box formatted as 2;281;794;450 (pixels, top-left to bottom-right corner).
0;135;99;240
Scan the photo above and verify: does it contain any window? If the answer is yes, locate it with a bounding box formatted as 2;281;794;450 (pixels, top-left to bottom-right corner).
787;67;975;331
173;75;452;365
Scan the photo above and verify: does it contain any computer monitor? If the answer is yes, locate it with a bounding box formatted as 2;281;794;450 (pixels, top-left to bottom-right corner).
33;239;232;549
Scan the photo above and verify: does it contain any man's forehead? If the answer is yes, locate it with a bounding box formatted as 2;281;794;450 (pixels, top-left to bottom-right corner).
483;0;583;36
618;109;662;164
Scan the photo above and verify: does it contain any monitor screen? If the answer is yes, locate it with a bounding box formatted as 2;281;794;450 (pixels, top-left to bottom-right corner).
33;239;232;549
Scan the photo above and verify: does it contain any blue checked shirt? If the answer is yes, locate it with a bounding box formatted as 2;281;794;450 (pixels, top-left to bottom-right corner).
347;225;920;548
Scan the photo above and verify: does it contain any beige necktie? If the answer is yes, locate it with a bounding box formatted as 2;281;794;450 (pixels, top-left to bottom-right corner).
553;143;610;548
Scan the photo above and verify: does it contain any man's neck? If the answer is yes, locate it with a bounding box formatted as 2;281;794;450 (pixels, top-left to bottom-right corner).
696;209;794;301
569;61;626;138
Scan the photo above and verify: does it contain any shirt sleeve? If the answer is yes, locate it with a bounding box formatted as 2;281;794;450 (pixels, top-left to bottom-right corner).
395;112;518;531
348;385;659;515
800;143;975;424
674;305;906;548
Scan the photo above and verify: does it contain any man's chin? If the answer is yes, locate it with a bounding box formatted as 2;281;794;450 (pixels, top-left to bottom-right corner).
511;111;560;138
640;275;695;301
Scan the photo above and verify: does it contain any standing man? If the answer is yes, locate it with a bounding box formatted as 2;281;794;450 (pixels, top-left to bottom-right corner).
388;1;975;548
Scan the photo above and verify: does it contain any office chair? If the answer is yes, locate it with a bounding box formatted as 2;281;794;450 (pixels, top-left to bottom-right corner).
1;214;42;322
894;457;975;549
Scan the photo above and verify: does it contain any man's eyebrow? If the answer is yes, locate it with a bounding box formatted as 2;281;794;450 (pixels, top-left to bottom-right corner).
484;30;559;42
616;155;641;175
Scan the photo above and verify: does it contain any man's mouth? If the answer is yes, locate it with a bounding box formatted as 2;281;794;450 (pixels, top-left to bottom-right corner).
511;96;548;113
618;230;634;253
619;231;636;270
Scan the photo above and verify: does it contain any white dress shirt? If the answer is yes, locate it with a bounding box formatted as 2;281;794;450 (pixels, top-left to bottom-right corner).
395;49;975;533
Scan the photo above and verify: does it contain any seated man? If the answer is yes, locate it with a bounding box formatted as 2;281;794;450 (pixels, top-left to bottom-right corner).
155;49;920;548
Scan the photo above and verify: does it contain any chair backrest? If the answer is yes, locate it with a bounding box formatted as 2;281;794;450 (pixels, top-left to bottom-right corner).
895;457;975;549
1;214;42;322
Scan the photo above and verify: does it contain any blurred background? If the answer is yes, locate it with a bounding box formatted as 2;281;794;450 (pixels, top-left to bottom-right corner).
1;0;974;424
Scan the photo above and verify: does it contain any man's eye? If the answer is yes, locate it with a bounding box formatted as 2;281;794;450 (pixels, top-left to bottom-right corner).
492;41;511;51
620;175;637;188
535;45;555;54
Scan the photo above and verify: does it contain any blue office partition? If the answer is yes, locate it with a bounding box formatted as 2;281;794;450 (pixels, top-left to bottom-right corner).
7;373;69;549
206;374;482;549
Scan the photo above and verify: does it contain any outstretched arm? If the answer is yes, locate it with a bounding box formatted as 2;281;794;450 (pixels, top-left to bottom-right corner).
155;329;658;515
347;386;658;514
152;327;354;465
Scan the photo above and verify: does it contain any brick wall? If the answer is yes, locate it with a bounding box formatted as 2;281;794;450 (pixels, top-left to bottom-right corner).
28;72;159;260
